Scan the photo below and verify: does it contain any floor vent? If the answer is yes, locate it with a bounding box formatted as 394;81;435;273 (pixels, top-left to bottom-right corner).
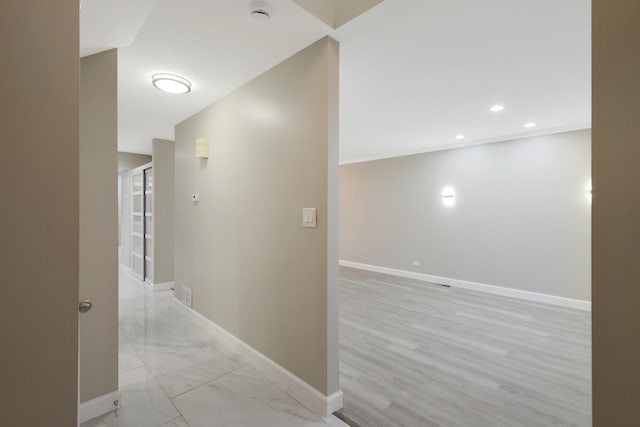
182;287;193;308
334;410;362;427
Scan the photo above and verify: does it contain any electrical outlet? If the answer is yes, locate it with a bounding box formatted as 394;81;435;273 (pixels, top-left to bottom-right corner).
182;287;193;308
412;260;421;267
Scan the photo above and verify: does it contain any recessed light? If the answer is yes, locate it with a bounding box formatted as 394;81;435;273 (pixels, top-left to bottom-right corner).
490;105;505;112
151;73;192;94
524;122;537;128
455;134;465;140
442;186;456;207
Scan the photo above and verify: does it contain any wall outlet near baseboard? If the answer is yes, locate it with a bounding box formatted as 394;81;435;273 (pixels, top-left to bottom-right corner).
182;287;193;308
412;260;421;266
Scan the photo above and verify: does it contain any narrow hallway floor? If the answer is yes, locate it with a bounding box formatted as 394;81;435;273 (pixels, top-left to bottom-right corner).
82;268;340;427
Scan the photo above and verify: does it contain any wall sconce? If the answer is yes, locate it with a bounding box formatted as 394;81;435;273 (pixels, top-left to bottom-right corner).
442;186;456;207
196;137;209;159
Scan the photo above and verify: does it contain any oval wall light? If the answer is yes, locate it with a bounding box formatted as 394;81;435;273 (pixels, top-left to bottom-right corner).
152;73;192;94
442;186;456;207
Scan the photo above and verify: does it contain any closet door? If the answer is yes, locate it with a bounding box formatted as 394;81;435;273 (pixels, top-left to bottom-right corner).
144;167;154;283
131;170;144;279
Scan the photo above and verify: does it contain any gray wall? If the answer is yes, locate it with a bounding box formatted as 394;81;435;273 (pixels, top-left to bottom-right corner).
79;50;119;403
118;153;151;268
174;37;339;395
0;0;79;424
340;129;591;301
152;139;175;284
593;0;640;423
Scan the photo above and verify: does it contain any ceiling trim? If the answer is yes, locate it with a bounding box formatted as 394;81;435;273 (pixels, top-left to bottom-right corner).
339;122;592;165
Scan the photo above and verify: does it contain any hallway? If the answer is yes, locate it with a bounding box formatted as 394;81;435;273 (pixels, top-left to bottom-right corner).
82;268;341;427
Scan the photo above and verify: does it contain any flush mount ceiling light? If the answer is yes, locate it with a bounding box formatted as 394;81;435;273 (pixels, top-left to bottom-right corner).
455;134;465;140
250;0;273;21
524;122;537;128
490;104;505;112
151;73;192;94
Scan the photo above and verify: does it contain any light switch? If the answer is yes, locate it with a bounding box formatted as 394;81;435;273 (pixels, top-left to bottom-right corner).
302;208;317;228
192;193;199;203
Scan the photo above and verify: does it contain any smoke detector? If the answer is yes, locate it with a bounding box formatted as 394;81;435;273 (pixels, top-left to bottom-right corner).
250;0;273;21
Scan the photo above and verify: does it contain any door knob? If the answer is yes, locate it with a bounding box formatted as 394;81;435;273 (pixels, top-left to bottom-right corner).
79;299;93;313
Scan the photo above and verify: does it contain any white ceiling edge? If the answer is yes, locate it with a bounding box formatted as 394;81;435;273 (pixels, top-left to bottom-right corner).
339;122;592;166
80;0;158;57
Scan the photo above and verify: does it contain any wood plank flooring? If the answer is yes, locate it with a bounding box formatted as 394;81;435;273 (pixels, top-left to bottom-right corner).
338;267;591;427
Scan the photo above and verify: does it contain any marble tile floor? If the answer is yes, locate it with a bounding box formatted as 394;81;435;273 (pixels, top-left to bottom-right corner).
82;268;341;427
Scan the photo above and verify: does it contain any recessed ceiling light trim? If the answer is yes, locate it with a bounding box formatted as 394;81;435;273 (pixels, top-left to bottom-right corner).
152;73;192;94
455;134;465;140
251;9;271;20
524;122;537;128
250;0;273;21
490;104;505;112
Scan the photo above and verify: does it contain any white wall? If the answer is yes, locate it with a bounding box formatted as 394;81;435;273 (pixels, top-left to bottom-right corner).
340;129;591;301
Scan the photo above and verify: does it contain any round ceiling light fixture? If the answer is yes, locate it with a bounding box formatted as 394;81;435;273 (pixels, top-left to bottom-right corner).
151;73;192;94
250;0;273;21
490;104;505;112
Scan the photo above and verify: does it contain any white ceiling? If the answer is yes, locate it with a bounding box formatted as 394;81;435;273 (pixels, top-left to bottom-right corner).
80;0;591;163
82;0;331;155
335;0;591;163
80;0;158;58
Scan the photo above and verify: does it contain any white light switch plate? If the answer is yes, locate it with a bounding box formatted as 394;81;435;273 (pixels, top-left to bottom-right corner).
192;193;199;203
302;208;317;228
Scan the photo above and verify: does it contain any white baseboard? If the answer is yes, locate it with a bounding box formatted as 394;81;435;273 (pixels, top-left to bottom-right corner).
339;260;591;311
173;297;343;417
78;390;121;424
151;281;174;291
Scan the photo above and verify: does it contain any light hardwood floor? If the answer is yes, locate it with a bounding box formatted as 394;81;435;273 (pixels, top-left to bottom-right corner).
337;267;591;427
